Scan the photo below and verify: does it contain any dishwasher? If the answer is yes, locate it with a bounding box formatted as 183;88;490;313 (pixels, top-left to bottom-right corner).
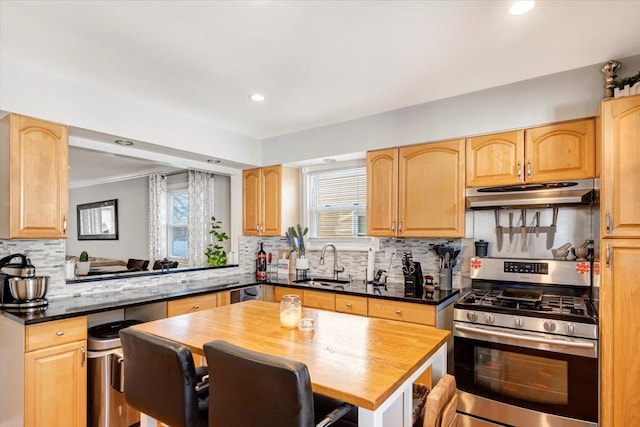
87;319;141;427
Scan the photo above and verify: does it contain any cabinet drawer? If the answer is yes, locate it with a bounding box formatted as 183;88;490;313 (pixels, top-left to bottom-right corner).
335;294;368;316
303;290;335;311
368;299;436;326
274;286;303;302
167;294;218;317
26;316;87;352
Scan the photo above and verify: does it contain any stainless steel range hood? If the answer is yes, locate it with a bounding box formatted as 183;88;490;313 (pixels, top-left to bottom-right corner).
465;179;597;209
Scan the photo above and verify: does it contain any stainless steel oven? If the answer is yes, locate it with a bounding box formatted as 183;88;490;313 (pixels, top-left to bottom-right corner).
454;258;598;427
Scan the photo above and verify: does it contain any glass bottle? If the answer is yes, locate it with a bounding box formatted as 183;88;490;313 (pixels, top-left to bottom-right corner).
256;241;267;281
280;294;302;328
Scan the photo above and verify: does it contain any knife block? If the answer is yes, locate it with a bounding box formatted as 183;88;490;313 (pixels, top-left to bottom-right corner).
404;262;423;297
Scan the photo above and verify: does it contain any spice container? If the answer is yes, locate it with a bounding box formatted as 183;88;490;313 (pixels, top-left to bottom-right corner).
280;294;302;328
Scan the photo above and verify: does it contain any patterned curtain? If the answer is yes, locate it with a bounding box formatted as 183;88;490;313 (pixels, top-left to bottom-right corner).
188;170;214;267
148;174;168;262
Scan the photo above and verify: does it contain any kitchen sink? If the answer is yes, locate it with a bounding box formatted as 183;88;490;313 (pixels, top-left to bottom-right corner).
294;277;350;290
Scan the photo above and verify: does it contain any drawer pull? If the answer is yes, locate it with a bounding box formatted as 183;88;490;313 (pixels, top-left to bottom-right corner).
395;310;402;315
56;331;65;336
346;303;352;308
193;304;200;309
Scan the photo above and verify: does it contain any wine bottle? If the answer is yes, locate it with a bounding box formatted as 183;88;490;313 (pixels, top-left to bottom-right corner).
256;241;267;281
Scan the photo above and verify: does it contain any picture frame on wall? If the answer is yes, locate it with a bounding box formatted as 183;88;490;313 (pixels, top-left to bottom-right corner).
77;199;119;240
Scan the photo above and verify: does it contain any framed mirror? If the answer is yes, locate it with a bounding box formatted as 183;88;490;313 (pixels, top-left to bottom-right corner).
77;199;119;240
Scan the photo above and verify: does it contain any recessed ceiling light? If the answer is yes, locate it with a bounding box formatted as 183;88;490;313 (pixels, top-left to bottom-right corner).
114;139;134;146
207;159;221;164
510;0;535;15
249;93;265;102
323;158;336;163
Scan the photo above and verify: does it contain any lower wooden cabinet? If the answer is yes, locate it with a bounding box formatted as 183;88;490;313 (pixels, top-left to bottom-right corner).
335;294;368;316
302;290;336;310
368;298;436;326
0;316;88;427
273;286;303;302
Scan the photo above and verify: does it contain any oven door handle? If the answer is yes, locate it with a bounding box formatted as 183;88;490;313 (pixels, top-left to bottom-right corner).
455;324;595;349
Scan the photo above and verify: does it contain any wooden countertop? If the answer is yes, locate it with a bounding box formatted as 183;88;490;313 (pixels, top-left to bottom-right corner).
134;300;450;410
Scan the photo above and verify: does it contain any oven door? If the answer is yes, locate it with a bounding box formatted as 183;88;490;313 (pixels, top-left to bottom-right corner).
454;322;598;424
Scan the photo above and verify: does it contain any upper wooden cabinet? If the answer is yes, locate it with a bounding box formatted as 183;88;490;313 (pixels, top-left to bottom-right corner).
0;113;69;239
367;139;465;238
600;95;640;238
242;165;299;236
466;118;595;187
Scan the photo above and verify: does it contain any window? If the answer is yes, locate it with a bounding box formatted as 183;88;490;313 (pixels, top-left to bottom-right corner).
307;165;366;238
168;189;189;259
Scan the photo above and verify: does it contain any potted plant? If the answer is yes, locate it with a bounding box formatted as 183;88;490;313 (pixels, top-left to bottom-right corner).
205;216;229;266
286;224;309;270
76;251;91;276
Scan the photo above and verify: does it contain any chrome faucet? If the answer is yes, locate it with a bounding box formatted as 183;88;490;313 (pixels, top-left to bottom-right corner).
319;243;344;280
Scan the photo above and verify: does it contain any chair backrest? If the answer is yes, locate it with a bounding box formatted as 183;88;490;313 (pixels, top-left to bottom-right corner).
119;328;200;427
127;258;149;271
423;374;459;427
203;340;316;427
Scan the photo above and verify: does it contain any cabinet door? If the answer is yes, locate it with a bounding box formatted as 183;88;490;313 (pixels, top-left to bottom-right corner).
335;294;368;316
274;286;303;302
303;290;335;311
398;139;465;237
261;166;283;236
6;114;69;239
366;148;398;236
600;239;640;427
524;118;595;183
368;299;436;326
25;340;87;427
242;168;262;235
466;130;524;187
601;95;640;238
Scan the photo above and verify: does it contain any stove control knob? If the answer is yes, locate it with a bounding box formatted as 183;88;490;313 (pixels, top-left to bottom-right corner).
565;323;575;335
484;313;495;324
544;320;557;332
513;317;524;327
466;312;478;322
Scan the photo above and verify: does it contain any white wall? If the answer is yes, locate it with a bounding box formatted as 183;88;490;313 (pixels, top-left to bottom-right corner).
261;54;640;165
67;177;149;260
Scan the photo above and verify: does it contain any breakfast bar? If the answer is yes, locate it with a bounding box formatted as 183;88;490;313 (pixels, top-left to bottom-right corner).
133;300;450;427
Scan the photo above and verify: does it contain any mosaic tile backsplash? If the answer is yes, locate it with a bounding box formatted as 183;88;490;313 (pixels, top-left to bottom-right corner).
1;235;465;301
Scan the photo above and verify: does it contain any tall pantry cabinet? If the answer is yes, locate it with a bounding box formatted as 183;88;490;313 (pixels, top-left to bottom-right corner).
599;94;640;427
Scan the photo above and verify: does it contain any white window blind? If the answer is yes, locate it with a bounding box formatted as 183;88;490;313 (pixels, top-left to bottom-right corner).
308;167;366;238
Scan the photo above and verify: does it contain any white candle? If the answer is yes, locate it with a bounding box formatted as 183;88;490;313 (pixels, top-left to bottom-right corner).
280;308;301;328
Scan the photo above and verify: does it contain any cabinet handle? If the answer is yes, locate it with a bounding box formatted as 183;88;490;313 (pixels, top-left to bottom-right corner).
605;244;611;268
391;220;396;232
80;345;86;367
62;216;67;234
395;309;402;315
517;162;522;181
56;331;64;336
346;303;352;308
606;210;611;234
193;304;200;309
527;161;532;178
398;221;403;232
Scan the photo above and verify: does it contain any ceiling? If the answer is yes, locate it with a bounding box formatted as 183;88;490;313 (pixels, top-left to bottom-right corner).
2;1;640;142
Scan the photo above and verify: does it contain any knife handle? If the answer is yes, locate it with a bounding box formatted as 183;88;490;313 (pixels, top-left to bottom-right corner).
494;209;500;226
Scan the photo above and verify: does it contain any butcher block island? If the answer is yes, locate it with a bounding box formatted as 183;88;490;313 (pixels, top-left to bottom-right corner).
134;300;450;427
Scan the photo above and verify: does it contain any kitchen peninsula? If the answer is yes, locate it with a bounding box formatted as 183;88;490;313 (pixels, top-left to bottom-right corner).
133;300;450;427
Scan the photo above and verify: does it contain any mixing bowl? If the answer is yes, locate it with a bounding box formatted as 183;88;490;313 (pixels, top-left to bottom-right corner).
8;276;49;301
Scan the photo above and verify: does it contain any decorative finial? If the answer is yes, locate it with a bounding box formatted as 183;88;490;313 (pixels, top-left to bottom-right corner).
602;60;622;98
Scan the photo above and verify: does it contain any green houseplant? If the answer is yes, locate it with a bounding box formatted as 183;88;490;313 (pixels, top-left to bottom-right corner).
76;251;91;276
205;216;229;266
286;224;309;270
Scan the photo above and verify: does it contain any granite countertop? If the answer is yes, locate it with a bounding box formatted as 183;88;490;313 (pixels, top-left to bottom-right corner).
1;273;459;325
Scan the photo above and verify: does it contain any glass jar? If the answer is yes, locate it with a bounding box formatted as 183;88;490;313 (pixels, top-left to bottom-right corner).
280;294;302;328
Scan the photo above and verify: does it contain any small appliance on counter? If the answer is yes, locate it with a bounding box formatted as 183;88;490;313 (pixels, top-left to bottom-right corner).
401;251;423;298
0;253;49;313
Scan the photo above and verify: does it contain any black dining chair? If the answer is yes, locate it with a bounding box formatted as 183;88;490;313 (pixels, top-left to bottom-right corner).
119;328;209;427
126;258;149;271
203;340;357;427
